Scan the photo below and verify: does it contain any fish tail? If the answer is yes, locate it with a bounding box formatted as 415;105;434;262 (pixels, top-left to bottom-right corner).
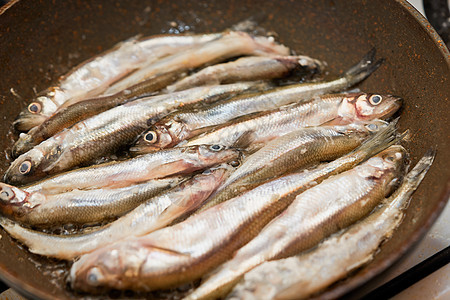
344;48;384;85
404;148;436;187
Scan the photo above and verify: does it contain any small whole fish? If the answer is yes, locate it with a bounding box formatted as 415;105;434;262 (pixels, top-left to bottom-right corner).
132;49;383;153
19;144;239;195
4;83;255;185
184;92;402;150
13;33;221;132
67;123;399;293
197;122;386;212
227;150;434;300
12;71;183;157
104;31;290;95
0;164;234;260
164;55;325;93
0;175;186;227
185;145;409;300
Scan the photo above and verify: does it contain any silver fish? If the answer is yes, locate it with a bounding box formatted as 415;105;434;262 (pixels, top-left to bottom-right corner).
0;175;186;227
5;83;255;185
197;122;385;212
164;55;325;92
67;123;400;293
185;145;409;300
13;33;221;131
132;49;383;152
104;31;290;94
11;70;184;158
19;144;239;195
184;92;402;149
0;164;234;260
227;150;434;300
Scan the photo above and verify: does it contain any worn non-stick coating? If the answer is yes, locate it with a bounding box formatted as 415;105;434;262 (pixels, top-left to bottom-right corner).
0;0;448;299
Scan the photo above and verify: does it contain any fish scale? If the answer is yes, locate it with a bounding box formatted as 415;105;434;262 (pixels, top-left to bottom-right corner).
197;124;377;213
184;92;401;150
20;144;239;195
5;83;255;185
0;176;187;227
165;55;324;92
0;164;234;260
13;33;222;132
228;150;434;300
133;48;384;153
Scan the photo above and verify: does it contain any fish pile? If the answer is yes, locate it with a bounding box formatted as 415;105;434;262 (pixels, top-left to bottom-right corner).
0;27;435;299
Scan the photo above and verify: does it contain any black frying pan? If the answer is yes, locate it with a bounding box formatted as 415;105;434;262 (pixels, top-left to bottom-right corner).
0;0;448;299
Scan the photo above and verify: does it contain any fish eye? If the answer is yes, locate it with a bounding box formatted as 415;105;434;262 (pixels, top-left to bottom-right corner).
27;102;42;114
19;161;32;175
209;144;224;152
230;160;240;167
144;131;158;144
369;95;383;106
365;123;378;131
86;267;103;286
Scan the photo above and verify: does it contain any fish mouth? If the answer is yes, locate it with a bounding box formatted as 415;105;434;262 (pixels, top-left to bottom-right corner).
380;96;403;121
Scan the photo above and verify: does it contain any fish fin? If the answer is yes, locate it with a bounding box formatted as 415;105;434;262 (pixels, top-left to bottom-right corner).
320;117;343;126
344;48;384;85
232;131;257;150
141;243;191;257
189;126;216;137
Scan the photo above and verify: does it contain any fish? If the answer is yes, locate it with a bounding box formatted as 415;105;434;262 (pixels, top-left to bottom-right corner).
184;145;409;300
67;122;400;293
164;55;325;93
196;121;387;213
0;163;235;260
13;33;221;132
183;92;402;150
131;49;383;153
11;71;183;157
227;149;435;300
103;31;290;95
4;83;255;185
0;175;186;227
19;144;239;195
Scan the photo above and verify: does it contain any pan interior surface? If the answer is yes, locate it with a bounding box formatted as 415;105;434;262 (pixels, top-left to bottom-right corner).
0;0;448;299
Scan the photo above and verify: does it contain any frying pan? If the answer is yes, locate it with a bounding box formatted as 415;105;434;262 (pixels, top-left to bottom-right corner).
0;0;448;299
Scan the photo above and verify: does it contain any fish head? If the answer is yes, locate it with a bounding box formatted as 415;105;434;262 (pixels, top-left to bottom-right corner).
0;183;34;219
70;240;188;292
195;144;241;166
13;96;57;132
3;148;47;185
338;93;402;123
130;121;187;155
69;243;141;293
366;145;410;197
